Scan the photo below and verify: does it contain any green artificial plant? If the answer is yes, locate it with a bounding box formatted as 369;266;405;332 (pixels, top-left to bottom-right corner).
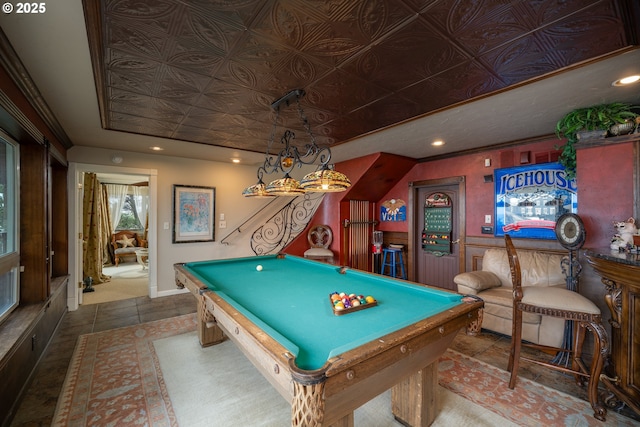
555;102;638;179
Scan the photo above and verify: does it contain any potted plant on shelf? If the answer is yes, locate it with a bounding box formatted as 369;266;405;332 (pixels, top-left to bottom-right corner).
555;102;638;179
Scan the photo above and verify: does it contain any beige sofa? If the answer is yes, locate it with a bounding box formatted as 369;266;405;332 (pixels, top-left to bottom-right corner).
454;248;566;347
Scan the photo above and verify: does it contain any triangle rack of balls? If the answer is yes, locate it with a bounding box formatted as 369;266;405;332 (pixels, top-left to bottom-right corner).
329;292;377;316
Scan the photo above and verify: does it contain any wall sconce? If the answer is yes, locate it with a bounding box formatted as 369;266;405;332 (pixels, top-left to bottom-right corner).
242;89;351;197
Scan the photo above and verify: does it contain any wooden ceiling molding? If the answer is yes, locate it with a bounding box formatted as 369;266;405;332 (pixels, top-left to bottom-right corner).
82;0;637;155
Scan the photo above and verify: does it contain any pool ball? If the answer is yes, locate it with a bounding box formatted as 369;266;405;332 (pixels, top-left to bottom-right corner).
256;265;263;271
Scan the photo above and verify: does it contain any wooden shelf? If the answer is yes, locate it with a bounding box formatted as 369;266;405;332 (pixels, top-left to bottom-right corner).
575;132;640;149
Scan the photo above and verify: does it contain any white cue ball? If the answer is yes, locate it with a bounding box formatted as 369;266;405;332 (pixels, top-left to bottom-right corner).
256;265;263;271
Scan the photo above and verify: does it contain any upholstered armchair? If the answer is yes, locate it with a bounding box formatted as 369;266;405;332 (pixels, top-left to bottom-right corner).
110;230;147;266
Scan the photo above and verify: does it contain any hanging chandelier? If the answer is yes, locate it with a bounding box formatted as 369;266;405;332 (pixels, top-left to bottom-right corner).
242;89;351;197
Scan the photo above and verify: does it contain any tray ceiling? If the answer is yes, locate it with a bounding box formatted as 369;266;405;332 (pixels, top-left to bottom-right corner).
84;0;637;155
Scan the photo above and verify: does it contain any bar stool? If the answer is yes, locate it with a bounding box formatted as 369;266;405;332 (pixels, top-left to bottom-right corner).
381;246;406;279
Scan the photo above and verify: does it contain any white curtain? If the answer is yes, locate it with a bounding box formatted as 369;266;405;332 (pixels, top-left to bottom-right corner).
104;184;128;231
132;186;148;235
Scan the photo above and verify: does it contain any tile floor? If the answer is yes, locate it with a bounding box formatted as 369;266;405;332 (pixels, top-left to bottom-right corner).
9;293;639;426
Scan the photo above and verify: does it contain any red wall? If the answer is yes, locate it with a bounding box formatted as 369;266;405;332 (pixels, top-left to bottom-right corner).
376;139;635;248
377;139;561;234
287;139;636;256
285;153;383;258
575;143;635;247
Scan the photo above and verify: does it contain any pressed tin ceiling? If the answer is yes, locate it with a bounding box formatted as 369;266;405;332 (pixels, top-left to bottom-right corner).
83;0;638;155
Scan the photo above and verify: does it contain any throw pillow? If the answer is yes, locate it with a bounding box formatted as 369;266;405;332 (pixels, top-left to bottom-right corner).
117;235;136;248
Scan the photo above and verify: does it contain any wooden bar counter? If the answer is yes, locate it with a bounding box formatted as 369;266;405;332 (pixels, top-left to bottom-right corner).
585;250;640;415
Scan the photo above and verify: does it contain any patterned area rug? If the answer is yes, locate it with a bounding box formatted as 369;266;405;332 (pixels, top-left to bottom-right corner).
53;314;634;427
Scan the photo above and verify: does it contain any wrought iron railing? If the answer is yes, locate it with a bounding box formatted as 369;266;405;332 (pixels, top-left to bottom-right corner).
251;193;324;255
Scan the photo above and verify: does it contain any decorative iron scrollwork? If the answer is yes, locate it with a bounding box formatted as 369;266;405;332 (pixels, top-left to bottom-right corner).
251;193;323;255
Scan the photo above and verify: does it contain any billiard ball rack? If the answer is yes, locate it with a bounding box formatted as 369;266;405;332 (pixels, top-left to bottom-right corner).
329;293;377;316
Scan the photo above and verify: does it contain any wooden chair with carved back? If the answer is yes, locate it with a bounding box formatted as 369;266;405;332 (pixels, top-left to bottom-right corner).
504;235;608;421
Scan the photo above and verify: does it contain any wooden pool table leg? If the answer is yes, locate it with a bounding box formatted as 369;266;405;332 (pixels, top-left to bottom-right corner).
391;361;438;426
197;294;225;347
291;381;325;426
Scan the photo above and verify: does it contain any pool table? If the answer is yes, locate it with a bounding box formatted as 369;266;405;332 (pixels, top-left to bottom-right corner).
174;254;482;427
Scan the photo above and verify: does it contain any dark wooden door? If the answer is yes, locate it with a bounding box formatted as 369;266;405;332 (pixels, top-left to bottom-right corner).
412;181;463;291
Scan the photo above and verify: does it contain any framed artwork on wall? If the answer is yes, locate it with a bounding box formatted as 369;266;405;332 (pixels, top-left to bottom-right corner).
494;162;577;239
172;184;215;243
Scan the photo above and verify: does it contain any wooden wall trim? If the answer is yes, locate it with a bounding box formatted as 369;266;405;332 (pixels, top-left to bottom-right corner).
0;29;73;149
0;90;42;144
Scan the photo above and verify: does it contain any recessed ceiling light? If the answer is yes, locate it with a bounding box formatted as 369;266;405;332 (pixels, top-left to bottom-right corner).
612;75;640;86
150;146;164;151
431;140;444;146
232;158;240;164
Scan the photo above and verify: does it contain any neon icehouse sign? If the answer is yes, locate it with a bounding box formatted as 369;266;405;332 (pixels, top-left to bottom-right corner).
495;162;577;239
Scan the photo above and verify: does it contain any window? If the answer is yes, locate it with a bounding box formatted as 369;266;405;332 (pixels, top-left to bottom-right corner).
114;194;143;230
106;184;148;232
0;132;19;324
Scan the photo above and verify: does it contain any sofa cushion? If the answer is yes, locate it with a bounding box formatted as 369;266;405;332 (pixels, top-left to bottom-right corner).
482;248;565;288
453;271;501;291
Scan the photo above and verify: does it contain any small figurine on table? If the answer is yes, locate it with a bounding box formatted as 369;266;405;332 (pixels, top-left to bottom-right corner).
610;217;638;251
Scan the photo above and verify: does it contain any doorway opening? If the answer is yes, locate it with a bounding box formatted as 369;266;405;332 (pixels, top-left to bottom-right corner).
67;163;158;311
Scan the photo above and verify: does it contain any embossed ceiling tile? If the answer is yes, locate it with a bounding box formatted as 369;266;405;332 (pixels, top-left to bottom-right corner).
198;81;268;109
106;20;170;60
227;138;267;153
179;7;246;53
342;19;467;92
107;0;179;21
161;65;213;93
177;108;222;130
481;4;628;84
109;97;187;125
172;126;237;145
110;114;179;137
249;0;318;50
188;0;267;29
422;0;531;56
321;111;378;142
196;93;272;120
165;47;225;77
108;67;156;96
263;53;334;96
535;1;628;64
480;35;564;86
283;0;414;55
302;105;338;129
211;58;263;89
308;70;392;115
109;88;156;108
231;33;292;68
523;0;603;24
400;0;440;13
399;60;503;111
429;60;504;102
108;50;161;76
358;95;423;130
